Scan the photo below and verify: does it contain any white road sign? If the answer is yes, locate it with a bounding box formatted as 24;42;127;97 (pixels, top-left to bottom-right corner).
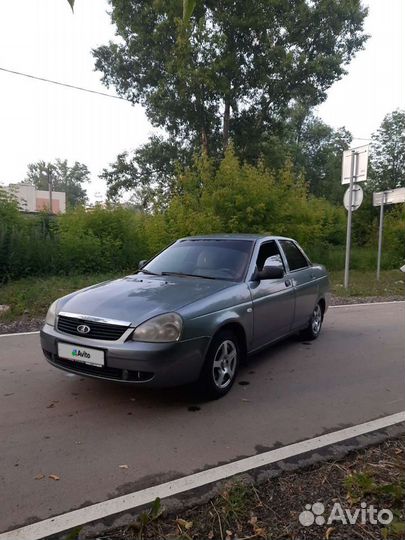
373;187;405;206
344;184;363;211
373;186;405;281
342;144;369;289
341;144;369;184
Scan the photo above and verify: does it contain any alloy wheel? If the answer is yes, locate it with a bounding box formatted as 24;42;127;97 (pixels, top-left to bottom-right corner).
311;304;322;336
212;340;237;389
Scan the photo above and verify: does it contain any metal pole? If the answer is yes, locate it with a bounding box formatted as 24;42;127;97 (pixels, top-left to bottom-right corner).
344;151;357;289
48;166;53;214
376;195;385;280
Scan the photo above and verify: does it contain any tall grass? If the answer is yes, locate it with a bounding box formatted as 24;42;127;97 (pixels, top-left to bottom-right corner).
0;207;147;282
307;245;402;271
0;207;403;282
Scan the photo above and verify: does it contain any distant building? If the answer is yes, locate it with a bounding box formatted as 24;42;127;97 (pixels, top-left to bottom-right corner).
3;183;66;213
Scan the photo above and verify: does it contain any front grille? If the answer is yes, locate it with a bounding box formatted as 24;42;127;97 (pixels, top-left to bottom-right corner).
49;354;154;382
57;315;129;341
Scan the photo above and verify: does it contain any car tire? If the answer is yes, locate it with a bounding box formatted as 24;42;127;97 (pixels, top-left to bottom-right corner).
300;302;324;340
197;330;240;400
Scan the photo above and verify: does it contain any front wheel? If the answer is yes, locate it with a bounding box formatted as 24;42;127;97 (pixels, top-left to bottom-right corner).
300;302;324;340
197;330;240;399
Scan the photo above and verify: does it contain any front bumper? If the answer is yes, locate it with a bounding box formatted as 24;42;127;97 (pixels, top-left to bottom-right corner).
40;324;210;387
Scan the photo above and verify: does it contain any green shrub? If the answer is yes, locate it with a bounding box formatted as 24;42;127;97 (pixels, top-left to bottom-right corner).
1;153;403;282
307;245;400;271
162;148;347;255
58;206;147;274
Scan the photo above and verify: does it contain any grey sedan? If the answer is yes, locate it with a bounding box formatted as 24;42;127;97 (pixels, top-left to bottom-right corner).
41;235;330;398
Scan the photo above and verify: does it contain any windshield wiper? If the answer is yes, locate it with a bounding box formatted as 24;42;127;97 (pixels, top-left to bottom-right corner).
161;271;217;280
139;269;161;276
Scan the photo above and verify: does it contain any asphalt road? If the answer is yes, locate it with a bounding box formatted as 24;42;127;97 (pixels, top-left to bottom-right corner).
0;302;404;534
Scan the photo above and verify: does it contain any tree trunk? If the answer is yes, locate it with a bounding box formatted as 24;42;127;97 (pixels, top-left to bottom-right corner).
201;127;209;156
223;98;230;151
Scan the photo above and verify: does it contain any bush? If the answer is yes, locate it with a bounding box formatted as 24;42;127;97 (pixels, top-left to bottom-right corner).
383;206;405;266
58;205;147;274
1;153;403;282
163;148;347;252
0;202;148;281
0;190;60;281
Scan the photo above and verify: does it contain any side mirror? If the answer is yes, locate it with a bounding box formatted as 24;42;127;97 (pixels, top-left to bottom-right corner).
138;259;147;270
256;265;284;280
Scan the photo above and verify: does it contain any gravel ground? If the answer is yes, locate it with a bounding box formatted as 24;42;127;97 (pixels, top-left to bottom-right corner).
0;316;44;335
330;295;404;306
0;296;403;335
80;437;405;540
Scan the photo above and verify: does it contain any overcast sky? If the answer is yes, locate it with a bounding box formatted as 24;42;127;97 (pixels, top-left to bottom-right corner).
0;0;404;201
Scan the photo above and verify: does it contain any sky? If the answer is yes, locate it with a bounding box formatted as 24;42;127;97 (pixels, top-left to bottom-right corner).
0;0;404;202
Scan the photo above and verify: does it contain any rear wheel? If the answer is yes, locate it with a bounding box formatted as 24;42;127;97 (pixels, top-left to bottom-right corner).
300;302;323;340
197;330;240;399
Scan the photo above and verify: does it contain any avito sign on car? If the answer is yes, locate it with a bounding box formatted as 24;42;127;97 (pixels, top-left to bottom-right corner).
41;235;330;399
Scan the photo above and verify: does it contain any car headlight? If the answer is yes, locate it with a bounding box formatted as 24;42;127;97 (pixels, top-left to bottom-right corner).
131;313;183;343
45;300;59;326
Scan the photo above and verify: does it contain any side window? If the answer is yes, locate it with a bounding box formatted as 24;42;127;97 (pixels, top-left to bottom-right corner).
279;240;309;271
256;241;285;272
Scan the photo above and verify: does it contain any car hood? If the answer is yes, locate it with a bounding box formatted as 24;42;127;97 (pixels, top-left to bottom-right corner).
57;274;235;326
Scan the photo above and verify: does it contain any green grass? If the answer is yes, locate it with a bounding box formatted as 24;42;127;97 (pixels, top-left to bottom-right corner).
0;273;121;322
308;245;403;272
330;269;405;298
344;467;405;539
0;270;403;324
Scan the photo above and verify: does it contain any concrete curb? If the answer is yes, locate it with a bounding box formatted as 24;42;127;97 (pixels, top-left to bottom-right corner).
76;423;404;540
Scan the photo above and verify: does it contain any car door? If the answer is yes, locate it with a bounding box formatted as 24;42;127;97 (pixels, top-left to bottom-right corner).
278;239;319;330
248;241;295;349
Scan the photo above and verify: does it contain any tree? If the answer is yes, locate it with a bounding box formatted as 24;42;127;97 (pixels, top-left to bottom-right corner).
66;0;197;21
0;187;21;227
287;113;352;203
369;110;405;191
229;104;352;203
94;0;368;159
100;136;191;209
26;159;89;208
164;146;346;247
101;112;353;206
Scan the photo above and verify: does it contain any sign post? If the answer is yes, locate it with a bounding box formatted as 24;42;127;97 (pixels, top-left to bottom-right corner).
342;145;368;289
376;194;385;281
343;151;356;289
373;187;405;280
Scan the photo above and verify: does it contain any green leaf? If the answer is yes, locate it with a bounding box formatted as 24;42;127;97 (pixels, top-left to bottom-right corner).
150;497;163;520
377;482;404;502
382;521;405;539
182;0;196;22
93;0;368;176
344;472;377;499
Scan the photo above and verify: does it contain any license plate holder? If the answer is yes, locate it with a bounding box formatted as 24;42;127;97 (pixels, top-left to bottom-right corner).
57;342;105;368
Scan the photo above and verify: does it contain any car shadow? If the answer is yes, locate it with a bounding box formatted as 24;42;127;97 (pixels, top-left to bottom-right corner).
57;333;309;410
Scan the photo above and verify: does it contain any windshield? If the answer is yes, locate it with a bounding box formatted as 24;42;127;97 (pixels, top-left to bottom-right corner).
142;239;254;281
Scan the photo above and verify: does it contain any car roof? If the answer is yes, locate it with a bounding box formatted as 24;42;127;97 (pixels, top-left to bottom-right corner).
178;234;293;242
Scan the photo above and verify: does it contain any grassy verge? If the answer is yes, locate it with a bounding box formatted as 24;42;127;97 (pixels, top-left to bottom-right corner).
76;438;404;540
0;270;403;325
0;273;121;323
330;270;404;299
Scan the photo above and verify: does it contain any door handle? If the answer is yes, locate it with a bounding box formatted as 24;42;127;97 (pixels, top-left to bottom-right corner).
285;279;291;287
